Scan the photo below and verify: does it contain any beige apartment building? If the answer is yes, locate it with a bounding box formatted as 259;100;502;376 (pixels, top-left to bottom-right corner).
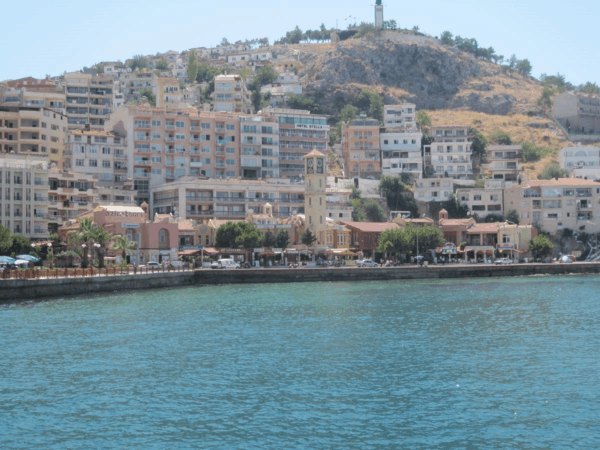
107;106;242;205
0;106;67;168
383;104;416;131
151;177;306;221
64;72;115;129
341;117;381;179
456;185;504;218
263;107;329;181
116;72;157;103
504;178;600;235
240;115;280;179
0;154;50;238
484;145;524;184
63;128;128;188
554;90;600;135
1;84;65;114
424;125;473;179
213;74;252;113
156;78;184;108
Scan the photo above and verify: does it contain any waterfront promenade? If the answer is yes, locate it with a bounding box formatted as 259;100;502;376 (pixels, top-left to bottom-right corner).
2;262;600;301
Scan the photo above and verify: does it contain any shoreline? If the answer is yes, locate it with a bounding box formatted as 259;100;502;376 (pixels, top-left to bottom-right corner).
2;262;600;301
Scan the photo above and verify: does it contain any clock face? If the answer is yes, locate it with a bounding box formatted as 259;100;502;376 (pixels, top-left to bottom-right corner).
317;158;323;167
306;158;314;174
307;159;314;167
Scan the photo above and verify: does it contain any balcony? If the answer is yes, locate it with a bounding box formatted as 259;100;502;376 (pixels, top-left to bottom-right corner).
190;162;203;168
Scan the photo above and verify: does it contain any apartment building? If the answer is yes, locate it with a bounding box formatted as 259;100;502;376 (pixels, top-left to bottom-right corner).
1;85;65;114
558;145;600;179
0;106;67;168
456;185;504;218
341;117;381;179
414;177;456;203
240;115;280;179
213;74;252;113
424;125;472;178
263;107;329;181
151;177;306;221
325;187;353;221
554;90;600;134
156;78;184;108
383;104;416;131
0;155;50;239
63;128;128;187
380;130;423;178
504;178;600;235
106;106;242;204
64;72;115;129
484;145;524;184
116;72;157;103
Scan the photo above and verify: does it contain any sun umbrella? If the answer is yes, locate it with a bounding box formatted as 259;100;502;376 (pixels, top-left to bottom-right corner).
14;260;30;266
16;254;39;262
0;256;16;264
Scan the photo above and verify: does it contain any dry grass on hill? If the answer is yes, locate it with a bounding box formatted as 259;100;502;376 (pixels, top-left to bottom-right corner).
427;110;570;179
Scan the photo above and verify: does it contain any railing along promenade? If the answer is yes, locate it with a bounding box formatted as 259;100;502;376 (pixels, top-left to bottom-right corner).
0;264;194;280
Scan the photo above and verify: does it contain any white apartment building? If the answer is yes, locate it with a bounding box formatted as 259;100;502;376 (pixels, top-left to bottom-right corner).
380;131;423;178
64;72;115;129
213;75;252;113
1;86;65;114
559;145;600;179
456;185;504;218
63;128;128;188
383;104;416;131
240;116;280;179
325;187;353;221
424;125;473;179
414;177;456;203
116;72;157;103
484;145;524;185
0;155;50;238
151;177;306;221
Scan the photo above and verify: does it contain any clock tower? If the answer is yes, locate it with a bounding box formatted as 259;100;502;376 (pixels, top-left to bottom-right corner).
375;0;384;29
304;150;327;245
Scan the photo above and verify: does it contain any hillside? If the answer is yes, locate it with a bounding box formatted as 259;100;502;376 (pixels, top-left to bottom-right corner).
289;32;543;118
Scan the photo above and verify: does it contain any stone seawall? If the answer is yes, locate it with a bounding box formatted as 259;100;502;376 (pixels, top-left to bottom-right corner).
2;263;600;301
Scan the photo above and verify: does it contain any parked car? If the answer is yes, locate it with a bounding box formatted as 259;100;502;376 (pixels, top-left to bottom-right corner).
356;259;380;268
495;258;512;265
146;262;162;268
210;258;241;269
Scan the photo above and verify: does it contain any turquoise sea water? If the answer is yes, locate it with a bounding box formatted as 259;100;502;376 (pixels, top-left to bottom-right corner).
1;276;600;448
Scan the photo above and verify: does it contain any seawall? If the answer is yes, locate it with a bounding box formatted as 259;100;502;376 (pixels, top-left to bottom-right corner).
2;262;600;301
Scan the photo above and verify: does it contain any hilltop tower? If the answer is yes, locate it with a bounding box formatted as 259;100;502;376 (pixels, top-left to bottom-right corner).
375;0;384;29
304;150;327;245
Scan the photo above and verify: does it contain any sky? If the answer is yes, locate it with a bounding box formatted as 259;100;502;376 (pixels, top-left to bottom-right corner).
2;0;599;86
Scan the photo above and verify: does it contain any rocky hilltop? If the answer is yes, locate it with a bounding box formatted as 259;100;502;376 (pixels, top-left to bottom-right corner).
287;32;542;119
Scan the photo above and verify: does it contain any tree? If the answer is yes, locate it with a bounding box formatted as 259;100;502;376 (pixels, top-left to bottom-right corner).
579;81;600;95
112;235;137;267
155;60;168;70
91;226;114;268
286;94;321;114
340;104;359;123
443;194;470;219
187;51;198;84
537;86;554;115
140;88;155;106
220;37;230;46
215;222;262;249
249;65;278;90
73;217;95;268
262;231;277;248
301;230;317;247
0;224;13;253
469;127;488;158
276;230;290;249
440;31;454;46
362;199;387;222
379;175;419;218
196;63;223;84
369;92;384;123
251;90;262;112
377;224;443;255
504;210;520;225
489;130;512;145
350;185;361;200
521;142;541;162
540;163;569;180
529;235;554;259
516;59;532;76
129;55;148;72
416;110;432;130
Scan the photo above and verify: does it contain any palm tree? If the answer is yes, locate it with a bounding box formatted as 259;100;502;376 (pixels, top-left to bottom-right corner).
92;227;115;268
74;217;95;268
112;235;137;267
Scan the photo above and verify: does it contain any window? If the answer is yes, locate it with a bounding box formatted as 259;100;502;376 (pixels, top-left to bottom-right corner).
76;159;84;167
102;147;110;155
89;147;97;154
176;134;186;140
175;121;185;128
152;168;162;175
226;124;235;130
201;123;211;129
152;132;162;139
474;195;482;201
151;120;162;127
226;147;235;154
226;159;235;166
102;161;111;168
89;160;98;167
202;146;211;153
151;156;161;163
160;229;166;242
151;144;162;152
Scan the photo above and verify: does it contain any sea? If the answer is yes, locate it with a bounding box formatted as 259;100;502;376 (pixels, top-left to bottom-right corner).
1;275;600;448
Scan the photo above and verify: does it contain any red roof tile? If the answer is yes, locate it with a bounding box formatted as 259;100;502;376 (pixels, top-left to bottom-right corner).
340;221;399;233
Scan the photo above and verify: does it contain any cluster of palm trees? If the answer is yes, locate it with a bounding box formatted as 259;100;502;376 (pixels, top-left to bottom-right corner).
70;218;136;268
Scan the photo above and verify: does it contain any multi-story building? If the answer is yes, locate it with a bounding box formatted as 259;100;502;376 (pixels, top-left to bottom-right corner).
341;117;381;179
0;154;50;239
116;72;157;103
156;78;184;108
383;104;416;131
63;128;128;187
424;125;472;178
380;130;423;178
0;106;67;168
325;186;353;222
47;170;100;232
240;115;279;179
456;185;504;218
558;145;600;179
304;150;328;245
263;107;329;181
484;145;524;184
1;84;65;114
213;74;252;113
64;72;115;129
106;106;243;205
414;177;456;203
150;177;306;222
554;90;600;135
504;178;600;235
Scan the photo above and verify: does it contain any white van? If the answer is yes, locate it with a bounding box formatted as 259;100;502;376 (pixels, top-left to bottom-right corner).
210;258;240;269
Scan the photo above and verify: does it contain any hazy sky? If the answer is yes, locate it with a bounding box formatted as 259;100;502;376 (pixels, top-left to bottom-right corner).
2;0;598;85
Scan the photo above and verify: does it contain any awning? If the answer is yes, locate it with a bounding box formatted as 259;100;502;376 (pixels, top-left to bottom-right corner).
258;251;277;256
203;247;219;255
327;249;355;256
178;249;202;256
